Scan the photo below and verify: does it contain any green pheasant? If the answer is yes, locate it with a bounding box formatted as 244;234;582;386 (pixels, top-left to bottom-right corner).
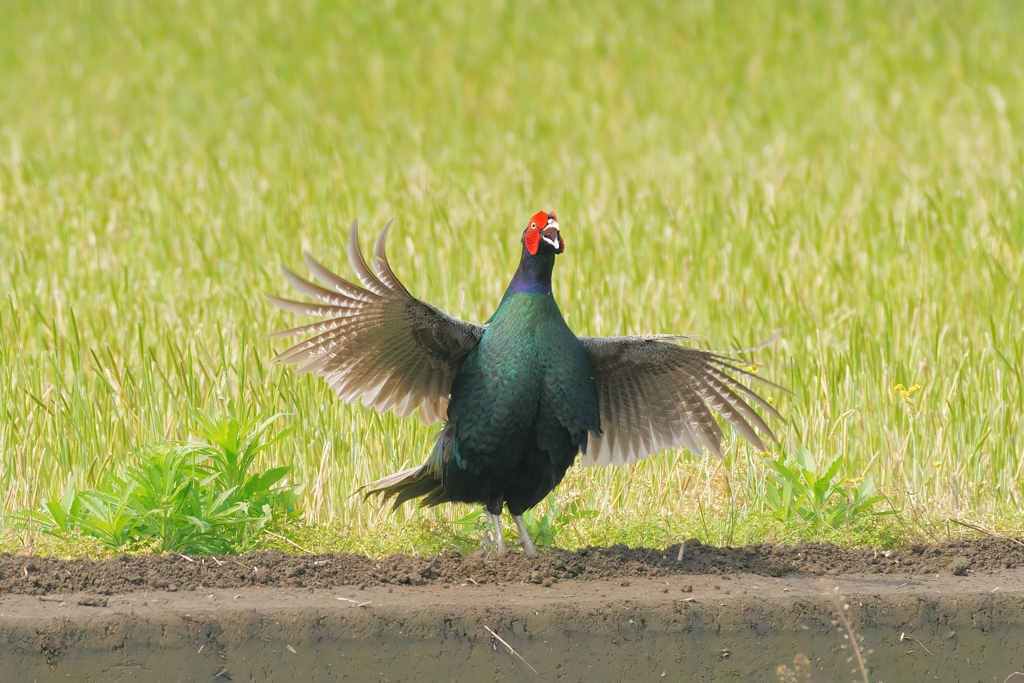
269;212;783;555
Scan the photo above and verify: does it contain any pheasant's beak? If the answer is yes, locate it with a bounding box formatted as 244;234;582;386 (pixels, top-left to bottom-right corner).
541;221;563;253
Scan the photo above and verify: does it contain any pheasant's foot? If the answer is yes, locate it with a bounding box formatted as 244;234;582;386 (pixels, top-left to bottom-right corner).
513;514;538;557
491;513;507;555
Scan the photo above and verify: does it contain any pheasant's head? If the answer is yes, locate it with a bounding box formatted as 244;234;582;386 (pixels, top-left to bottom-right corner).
522;211;564;256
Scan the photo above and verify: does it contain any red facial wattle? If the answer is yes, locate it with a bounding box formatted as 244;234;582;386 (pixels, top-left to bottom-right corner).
524;211;562;255
525;225;541;255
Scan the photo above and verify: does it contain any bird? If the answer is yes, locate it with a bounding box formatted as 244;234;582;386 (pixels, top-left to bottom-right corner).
267;212;784;556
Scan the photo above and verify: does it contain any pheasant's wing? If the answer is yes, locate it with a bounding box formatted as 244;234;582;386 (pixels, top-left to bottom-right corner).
579;335;785;465
267;220;484;424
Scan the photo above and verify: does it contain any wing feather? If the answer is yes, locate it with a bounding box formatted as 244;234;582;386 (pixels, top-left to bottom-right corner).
268;220;484;423
580;336;784;466
302;252;378;303
346;219;391;295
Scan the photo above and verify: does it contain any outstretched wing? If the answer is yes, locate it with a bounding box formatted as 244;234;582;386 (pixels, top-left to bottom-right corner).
267;220;484;424
579;335;785;466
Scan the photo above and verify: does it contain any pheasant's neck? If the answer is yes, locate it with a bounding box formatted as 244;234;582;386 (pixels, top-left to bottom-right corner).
507;249;555;296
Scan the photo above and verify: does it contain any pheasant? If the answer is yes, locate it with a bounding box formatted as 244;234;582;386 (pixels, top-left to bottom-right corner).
268;212;783;555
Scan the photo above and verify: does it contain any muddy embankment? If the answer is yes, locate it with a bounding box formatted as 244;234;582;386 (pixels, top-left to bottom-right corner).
2;539;1024;682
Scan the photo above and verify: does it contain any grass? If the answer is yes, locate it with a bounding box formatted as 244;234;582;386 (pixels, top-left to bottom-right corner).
1;1;1023;556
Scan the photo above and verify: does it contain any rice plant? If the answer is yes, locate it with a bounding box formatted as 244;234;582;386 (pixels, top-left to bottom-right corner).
1;1;1022;553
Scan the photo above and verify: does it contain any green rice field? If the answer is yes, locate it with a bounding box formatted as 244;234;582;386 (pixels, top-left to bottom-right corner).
1;0;1022;554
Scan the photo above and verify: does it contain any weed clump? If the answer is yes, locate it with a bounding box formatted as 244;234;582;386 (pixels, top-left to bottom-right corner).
764;448;898;531
14;413;299;555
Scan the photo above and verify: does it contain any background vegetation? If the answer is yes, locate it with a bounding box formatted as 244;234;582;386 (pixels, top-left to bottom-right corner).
1;0;1022;555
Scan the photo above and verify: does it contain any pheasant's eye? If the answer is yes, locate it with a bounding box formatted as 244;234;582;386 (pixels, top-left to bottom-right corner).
530;222;536;229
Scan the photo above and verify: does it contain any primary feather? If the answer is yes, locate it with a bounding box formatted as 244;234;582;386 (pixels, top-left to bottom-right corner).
267;220;484;425
269;213;784;552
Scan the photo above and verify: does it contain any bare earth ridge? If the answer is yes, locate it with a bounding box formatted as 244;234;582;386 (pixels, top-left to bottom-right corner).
2;539;1023;681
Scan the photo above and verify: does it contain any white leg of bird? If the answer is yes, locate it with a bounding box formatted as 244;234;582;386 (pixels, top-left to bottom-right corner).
491;513;507;555
513;515;538;557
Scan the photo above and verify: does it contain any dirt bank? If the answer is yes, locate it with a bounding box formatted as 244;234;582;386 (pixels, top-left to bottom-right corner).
2;538;1021;596
2;540;1024;682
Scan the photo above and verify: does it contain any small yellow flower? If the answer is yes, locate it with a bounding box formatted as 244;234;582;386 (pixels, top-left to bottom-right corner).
893;383;922;415
767;396;775;405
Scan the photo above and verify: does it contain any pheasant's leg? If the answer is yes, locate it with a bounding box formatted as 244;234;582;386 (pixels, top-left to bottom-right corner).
491;513;507;555
513;515;538;557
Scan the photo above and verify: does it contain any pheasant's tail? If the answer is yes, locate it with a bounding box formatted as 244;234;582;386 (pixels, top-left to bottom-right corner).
363;424;453;509
364;465;448;509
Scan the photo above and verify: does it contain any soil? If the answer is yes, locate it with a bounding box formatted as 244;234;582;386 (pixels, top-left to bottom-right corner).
3;539;1024;682
2;537;1020;596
